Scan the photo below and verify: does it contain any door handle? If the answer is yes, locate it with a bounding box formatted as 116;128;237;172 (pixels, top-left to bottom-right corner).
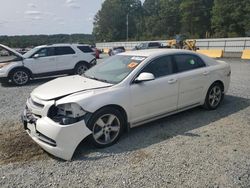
168;78;177;84
203;71;210;75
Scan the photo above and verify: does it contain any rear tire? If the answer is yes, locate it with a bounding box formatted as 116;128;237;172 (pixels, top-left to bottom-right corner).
87;107;125;148
9;69;30;86
203;83;224;110
74;63;88;75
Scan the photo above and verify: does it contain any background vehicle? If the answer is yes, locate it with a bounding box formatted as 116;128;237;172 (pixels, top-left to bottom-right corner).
133;42;162;50
167;34;198;51
0;44;96;85
108;46;125;56
22;49;231;160
167;39;198;51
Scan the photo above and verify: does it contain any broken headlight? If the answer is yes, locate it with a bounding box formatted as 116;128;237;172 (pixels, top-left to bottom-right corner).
48;103;87;125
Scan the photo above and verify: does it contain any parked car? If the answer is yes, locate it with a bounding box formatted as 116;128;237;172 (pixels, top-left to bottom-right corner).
22;49;231;160
133;42;162;50
0;44;96;85
108;46;125;56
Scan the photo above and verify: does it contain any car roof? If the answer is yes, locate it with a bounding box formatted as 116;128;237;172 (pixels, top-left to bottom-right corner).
35;43;90;48
119;49;197;57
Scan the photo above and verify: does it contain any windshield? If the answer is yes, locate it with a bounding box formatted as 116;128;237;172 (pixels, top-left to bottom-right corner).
23;47;38;58
137;43;147;49
84;55;146;84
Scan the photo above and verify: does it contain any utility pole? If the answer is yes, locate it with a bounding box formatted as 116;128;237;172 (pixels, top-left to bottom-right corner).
126;13;129;41
126;4;133;41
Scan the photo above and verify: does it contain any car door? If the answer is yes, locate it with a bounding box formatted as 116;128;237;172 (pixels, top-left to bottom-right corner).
130;55;178;124
24;47;57;74
173;54;208;109
54;46;76;71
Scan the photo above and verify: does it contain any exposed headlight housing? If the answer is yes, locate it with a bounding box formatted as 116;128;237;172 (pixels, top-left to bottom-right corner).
48;103;87;125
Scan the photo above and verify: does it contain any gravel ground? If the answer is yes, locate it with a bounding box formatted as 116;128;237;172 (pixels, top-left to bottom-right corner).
0;57;250;188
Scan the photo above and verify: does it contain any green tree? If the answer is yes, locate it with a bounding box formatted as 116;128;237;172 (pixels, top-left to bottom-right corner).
158;0;181;38
141;0;161;39
211;0;249;37
180;0;213;38
93;0;142;42
243;0;250;36
0;34;93;48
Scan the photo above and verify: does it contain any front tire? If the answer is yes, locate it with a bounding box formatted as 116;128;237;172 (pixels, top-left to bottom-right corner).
203;83;224;110
87;107;125;148
10;69;30;86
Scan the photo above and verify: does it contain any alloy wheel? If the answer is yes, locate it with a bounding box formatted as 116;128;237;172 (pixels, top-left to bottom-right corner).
77;65;88;75
208;85;222;108
13;71;29;85
92;114;121;145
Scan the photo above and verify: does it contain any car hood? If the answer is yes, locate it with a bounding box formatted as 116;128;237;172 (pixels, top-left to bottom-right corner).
0;44;24;59
31;75;113;100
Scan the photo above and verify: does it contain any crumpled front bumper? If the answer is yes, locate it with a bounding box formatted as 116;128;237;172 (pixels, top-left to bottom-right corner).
21;108;92;160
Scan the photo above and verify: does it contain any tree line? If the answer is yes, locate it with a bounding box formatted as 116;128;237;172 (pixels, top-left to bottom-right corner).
93;0;250;42
0;34;94;48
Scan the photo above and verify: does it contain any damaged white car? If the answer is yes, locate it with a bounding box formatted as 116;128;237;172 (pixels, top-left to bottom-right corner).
22;49;231;160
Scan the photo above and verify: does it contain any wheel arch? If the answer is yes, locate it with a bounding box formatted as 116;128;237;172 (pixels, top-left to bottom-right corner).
75;104;129;152
211;80;224;92
8;66;33;78
75;61;90;69
88;104;130;132
95;104;128;124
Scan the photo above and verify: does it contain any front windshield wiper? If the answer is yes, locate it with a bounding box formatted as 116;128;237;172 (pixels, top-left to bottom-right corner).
91;77;110;83
83;74;110;83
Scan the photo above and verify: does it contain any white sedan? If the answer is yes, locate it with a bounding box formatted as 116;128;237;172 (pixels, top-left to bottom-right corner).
22;49;231;160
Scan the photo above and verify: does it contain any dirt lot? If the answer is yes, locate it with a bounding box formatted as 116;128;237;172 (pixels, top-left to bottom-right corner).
0;57;250;188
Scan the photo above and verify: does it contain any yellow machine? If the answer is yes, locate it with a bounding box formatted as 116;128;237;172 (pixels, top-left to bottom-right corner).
183;39;197;51
167;39;177;48
167;39;197;51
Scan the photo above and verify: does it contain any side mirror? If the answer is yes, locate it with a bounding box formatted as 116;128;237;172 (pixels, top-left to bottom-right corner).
134;72;155;83
33;54;40;58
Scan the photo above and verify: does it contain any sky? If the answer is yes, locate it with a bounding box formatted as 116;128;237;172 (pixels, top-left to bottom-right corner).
0;0;105;36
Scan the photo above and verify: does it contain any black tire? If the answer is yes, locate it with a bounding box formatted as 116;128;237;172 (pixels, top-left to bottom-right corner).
9;68;30;86
74;63;88;75
87;107;125;148
203;82;224;110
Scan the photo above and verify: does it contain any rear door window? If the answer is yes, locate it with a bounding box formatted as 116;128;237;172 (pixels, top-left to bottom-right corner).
77;46;94;53
55;46;75;55
174;54;206;72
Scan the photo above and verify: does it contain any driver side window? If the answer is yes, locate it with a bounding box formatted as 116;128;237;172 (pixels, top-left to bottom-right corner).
142;56;174;78
33;47;54;58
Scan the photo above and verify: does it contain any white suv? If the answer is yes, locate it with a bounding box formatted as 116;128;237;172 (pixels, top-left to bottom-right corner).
0;44;96;85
